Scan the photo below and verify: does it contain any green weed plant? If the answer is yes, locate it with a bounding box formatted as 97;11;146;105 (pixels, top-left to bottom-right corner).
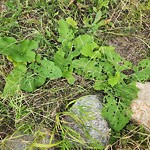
0;17;150;134
0;37;62;95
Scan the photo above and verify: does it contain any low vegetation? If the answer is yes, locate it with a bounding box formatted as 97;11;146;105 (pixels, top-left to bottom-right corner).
0;0;150;149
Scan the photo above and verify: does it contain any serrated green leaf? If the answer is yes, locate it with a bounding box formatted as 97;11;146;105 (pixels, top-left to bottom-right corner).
72;58;102;79
81;42;100;58
30;58;62;79
115;59;132;72
100;60;114;75
63;67;75;84
102;95;131;132
58;19;74;43
60;42;76;60
108;72;120;87
133;59;150;82
21;58;62;92
54;49;65;67
114;82;138;103
39;59;62;79
93;80;108;90
73;34;94;51
100;46;121;63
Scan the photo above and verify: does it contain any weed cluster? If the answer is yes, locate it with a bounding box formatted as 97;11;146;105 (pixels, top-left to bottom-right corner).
0;0;150;149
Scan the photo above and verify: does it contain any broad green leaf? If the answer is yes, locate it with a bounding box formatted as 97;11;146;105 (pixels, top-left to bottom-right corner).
30;58;62;79
73;34;94;51
10;49;36;62
34;75;46;87
81;42;99;58
0;37;16;55
100;60;114;75
8;40;38;62
21;72;46;92
21;72;37;92
58;19;74;43
102;95;131;132
2;64;27;97
54;49;74;83
114;82;138;103
108;72;120;87
72;58;102;79
100;46;121;63
19;40;39;52
133;59;150;82
0;38;38;62
63;67;75;84
93;80;108;91
66;17;77;28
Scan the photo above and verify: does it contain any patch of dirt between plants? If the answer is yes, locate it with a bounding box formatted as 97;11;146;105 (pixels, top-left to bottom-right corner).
107;35;149;65
0;75;5;92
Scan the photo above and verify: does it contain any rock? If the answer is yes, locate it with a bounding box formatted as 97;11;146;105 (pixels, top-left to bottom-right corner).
131;82;150;132
1;129;53;150
1;134;34;150
64;95;110;147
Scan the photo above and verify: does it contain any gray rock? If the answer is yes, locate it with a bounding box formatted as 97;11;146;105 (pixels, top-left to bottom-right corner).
1;134;34;150
1;129;53;150
65;95;110;146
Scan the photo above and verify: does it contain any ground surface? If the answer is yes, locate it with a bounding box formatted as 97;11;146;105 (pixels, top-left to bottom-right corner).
0;0;150;149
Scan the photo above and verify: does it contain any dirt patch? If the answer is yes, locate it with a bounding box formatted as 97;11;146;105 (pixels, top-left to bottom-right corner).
0;75;5;92
107;35;149;65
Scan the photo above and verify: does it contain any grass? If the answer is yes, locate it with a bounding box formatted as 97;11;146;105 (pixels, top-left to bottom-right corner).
0;0;150;149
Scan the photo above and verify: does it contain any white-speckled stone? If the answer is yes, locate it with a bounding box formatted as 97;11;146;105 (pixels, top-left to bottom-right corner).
65;95;110;146
131;82;150;132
